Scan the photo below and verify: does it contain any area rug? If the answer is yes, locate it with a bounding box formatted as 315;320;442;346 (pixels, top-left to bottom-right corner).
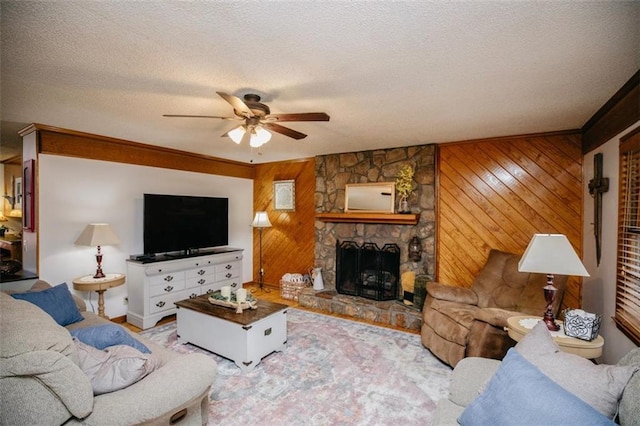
139;308;452;425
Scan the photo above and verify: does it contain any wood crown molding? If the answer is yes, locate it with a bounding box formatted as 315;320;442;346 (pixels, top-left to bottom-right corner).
18;123;255;180
582;69;640;154
438;129;581;148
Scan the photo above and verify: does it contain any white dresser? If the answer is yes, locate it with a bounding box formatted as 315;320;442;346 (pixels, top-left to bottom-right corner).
126;249;243;329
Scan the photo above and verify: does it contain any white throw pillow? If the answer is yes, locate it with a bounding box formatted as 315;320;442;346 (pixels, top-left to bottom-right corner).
74;338;161;395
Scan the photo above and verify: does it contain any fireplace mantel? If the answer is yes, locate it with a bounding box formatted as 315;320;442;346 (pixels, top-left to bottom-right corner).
316;212;419;225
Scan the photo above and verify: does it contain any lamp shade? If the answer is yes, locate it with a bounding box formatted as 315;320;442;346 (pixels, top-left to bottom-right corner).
228;126;245;144
518;234;589;277
251;212;272;228
75;223;121;246
249;127;272;148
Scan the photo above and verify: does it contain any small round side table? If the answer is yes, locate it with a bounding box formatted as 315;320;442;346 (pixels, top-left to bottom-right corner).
507;315;604;359
73;273;125;319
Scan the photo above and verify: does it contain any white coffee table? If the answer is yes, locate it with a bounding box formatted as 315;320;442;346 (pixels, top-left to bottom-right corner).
175;295;288;372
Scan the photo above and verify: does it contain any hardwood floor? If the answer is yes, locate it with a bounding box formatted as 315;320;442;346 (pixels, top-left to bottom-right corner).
122;284;419;335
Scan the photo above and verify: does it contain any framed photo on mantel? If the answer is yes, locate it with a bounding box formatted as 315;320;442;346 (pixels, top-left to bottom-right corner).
274;180;295;211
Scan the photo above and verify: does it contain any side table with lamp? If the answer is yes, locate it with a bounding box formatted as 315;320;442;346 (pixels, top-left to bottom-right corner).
513;234;603;359
507;315;604;359
72;273;125;319
73;223;124;319
517;233;591;331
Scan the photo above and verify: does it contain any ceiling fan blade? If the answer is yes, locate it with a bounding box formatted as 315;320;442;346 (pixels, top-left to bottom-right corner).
216;92;255;118
263;123;308;140
266;112;330;122
163;114;236;119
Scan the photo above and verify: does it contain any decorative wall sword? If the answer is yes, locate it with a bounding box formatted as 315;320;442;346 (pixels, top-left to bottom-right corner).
588;153;609;266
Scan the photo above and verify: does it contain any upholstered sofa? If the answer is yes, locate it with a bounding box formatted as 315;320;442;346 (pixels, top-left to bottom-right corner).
422;249;567;367
0;281;217;425
435;322;640;425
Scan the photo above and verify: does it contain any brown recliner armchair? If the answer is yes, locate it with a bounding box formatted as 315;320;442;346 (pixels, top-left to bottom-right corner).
421;249;567;367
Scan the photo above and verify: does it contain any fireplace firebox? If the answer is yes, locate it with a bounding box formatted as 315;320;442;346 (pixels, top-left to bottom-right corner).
336;240;400;301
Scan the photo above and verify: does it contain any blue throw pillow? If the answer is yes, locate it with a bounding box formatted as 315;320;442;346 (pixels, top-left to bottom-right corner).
71;324;151;354
12;282;84;326
458;349;615;426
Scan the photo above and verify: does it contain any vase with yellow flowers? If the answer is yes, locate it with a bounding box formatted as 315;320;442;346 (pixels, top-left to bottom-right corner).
395;164;415;213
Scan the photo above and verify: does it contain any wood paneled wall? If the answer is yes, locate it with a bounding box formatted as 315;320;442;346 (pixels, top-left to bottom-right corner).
437;131;584;309
253;158;316;287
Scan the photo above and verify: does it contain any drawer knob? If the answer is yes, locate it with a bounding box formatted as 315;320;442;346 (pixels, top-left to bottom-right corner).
225;264;232;270
225;273;232;278
189;293;198;299
198;269;206;275
164;285;174;292
156;301;166;308
206;289;214;294
231;282;238;288
198;279;206;285
164;275;173;282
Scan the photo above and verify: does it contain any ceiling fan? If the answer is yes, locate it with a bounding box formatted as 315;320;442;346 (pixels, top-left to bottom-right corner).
163;92;330;148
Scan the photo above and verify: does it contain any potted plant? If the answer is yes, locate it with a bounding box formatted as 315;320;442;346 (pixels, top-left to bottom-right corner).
395;164;415;213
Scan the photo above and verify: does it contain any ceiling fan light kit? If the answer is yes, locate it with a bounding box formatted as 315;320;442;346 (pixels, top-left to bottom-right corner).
250;127;272;147
163;91;329;151
228;127;245;144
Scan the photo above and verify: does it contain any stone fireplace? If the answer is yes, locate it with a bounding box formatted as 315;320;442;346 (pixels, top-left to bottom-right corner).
297;144;436;331
336;240;400;301
313;144;436;292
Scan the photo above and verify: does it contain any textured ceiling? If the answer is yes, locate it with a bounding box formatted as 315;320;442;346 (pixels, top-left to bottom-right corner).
1;1;639;164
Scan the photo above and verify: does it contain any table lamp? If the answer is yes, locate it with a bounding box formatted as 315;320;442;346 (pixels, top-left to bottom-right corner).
75;223;121;278
251;211;272;292
518;234;589;331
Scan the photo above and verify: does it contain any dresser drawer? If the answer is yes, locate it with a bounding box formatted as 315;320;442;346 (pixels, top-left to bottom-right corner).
148;271;185;286
186;266;215;280
149;291;185;315
215;263;241;281
186;275;215;290
149;279;186;297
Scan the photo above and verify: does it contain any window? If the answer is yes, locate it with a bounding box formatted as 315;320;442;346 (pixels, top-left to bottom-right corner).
616;126;640;345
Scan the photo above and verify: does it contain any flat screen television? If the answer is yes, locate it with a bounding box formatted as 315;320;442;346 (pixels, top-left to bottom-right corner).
143;193;229;255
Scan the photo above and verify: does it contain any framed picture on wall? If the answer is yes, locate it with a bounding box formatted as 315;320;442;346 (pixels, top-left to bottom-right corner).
274;180;295;211
14;177;22;210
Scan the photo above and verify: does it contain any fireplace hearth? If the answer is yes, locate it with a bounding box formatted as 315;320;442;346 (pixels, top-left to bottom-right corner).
336;240;400;301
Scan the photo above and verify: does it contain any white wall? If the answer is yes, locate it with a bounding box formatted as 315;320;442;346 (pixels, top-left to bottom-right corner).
582;120;640;364
38;154;254;318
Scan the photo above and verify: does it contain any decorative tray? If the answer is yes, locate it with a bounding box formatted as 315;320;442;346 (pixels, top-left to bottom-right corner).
208;291;258;311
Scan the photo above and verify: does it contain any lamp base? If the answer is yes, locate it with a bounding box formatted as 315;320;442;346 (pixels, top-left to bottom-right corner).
543;311;560;331
543;278;560;331
94;248;105;279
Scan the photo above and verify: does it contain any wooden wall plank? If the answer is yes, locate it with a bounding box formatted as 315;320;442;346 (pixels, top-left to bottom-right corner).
438;132;584;309
253;158;316;288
